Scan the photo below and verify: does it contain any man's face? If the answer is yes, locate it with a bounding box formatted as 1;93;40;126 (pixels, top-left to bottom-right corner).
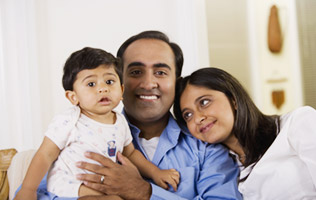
122;38;177;124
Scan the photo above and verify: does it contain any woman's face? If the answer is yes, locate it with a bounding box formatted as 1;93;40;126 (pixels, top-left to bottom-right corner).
180;84;235;145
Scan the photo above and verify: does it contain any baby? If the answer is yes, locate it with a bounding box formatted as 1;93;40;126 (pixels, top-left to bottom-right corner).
15;47;179;199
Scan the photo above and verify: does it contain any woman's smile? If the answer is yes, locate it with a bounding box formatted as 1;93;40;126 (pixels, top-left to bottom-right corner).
199;121;216;134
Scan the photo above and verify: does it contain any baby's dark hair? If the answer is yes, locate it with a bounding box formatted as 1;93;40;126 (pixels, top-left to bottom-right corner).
62;47;122;91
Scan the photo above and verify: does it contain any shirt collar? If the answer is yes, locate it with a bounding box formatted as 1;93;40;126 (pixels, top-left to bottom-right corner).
122;110;185;145
121;109;140;136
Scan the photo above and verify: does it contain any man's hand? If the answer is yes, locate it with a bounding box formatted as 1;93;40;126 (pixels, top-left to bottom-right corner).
76;152;152;200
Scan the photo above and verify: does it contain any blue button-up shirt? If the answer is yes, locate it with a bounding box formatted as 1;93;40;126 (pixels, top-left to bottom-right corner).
129;113;242;200
17;113;241;200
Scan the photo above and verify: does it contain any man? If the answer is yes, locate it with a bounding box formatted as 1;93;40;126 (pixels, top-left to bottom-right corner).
76;31;242;200
33;31;241;199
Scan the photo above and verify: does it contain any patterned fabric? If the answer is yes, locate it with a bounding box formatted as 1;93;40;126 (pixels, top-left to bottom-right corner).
45;106;132;197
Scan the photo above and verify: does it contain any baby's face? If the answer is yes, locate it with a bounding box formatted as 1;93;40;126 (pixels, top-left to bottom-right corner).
71;64;123;119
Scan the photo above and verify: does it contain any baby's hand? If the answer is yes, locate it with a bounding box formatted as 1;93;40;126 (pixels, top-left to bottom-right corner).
152;168;180;191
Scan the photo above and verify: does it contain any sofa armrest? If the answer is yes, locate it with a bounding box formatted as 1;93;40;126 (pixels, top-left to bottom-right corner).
0;148;17;200
7;149;36;200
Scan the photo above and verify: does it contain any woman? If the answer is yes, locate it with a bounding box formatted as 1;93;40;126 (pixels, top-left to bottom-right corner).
174;67;316;199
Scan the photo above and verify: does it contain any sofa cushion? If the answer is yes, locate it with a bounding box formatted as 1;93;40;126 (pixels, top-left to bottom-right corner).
7;149;36;200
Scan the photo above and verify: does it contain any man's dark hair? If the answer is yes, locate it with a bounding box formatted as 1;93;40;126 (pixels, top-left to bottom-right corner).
62;47;122;91
117;30;183;78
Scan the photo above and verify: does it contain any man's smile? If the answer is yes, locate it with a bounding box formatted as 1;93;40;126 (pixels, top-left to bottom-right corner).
139;95;159;100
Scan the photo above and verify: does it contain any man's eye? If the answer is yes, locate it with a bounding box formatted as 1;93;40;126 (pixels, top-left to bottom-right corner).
200;99;210;107
130;70;141;75
88;82;95;87
155;71;167;76
106;80;114;85
182;112;192;121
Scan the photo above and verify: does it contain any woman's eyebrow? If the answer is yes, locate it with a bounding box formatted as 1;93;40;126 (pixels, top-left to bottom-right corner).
181;107;189;114
194;95;205;104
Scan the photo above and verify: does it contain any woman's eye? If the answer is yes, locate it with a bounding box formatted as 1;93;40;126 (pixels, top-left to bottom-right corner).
106;80;114;85
182;112;192;121
88;82;95;87
200;99;210;107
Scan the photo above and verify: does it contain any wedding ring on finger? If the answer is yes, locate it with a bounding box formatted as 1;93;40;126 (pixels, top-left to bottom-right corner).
100;175;105;184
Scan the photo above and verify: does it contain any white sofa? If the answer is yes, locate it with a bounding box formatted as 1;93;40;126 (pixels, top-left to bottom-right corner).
6;149;36;200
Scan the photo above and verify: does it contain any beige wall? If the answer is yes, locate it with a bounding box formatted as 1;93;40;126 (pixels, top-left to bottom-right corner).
251;0;302;115
205;0;303;115
0;0;210;151
1;0;311;151
205;0;251;95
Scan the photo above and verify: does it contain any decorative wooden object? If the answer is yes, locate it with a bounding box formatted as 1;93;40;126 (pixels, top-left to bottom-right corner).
272;90;285;109
268;5;283;53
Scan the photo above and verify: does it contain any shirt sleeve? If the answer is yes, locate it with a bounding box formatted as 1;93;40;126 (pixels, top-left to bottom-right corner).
117;112;133;147
196;143;242;199
150;184;188;200
287;106;316;187
45;106;80;149
150;143;242;200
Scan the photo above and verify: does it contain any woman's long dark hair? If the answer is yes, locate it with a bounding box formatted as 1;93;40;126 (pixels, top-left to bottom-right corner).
174;67;280;169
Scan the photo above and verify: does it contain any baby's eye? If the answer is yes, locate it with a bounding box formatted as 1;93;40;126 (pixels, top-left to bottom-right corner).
106;80;114;85
88;82;95;87
200;99;210;107
182;112;193;121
